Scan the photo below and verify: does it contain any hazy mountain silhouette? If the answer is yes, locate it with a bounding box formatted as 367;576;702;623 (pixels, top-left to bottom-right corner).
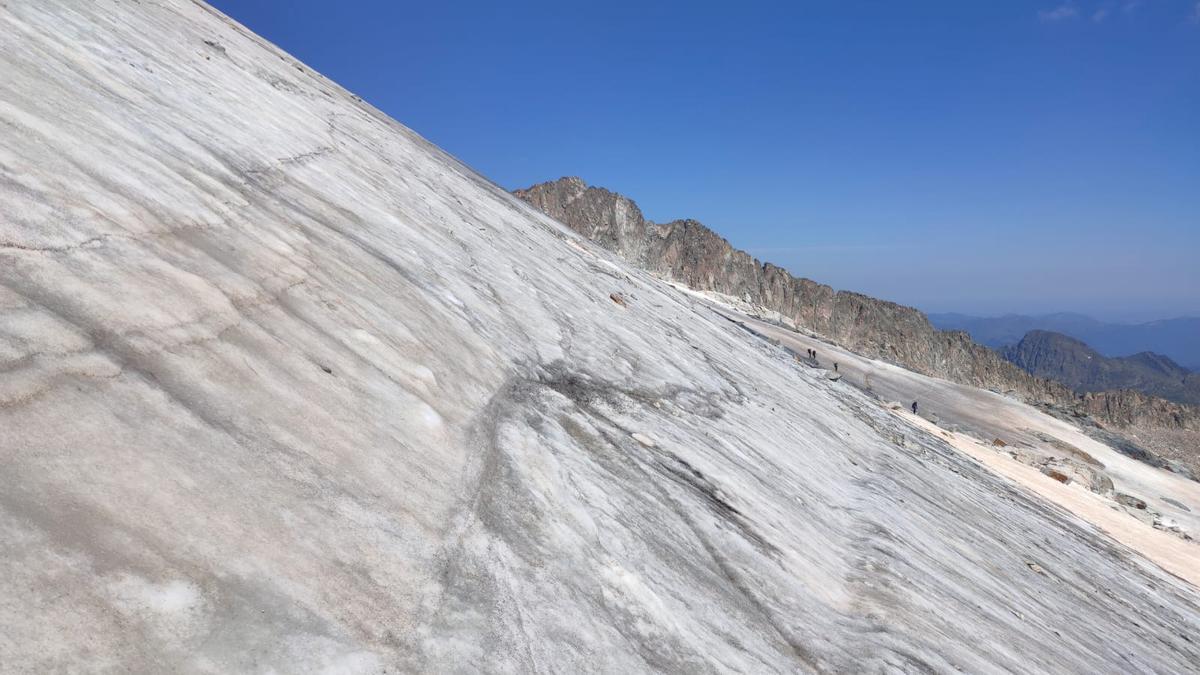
929;313;1200;371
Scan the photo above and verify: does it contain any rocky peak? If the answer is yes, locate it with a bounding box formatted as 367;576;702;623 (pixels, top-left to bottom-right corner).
1005;330;1200;406
514;177;653;264
1004;330;1100;376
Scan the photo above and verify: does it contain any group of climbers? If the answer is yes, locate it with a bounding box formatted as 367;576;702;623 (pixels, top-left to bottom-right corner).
801;343;919;417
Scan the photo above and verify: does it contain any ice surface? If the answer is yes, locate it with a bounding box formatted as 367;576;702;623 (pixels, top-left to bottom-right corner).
734;311;1200;585
1;2;1198;673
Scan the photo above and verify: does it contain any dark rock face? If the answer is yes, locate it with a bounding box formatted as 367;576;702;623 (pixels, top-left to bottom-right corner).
1003;330;1200;405
514;177;1200;436
1079;389;1200;430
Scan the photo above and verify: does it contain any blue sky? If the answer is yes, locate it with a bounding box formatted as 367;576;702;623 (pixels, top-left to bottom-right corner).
211;0;1199;322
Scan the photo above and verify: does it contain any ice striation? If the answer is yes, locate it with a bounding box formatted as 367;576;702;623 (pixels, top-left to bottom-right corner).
1;2;1199;673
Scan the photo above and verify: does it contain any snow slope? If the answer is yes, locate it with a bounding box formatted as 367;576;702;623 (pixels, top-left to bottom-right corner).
732;311;1200;585
1;2;1198;672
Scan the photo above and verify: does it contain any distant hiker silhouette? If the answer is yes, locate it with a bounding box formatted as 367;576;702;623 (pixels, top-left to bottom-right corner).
834;362;838;372
911;401;918;414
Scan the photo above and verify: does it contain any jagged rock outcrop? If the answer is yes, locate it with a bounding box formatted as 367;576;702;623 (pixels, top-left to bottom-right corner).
1004;330;1200;405
1080;388;1200;429
514;178;1200;436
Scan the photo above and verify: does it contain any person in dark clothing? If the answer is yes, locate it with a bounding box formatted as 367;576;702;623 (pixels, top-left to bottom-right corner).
911;401;918;414
834;362;838;372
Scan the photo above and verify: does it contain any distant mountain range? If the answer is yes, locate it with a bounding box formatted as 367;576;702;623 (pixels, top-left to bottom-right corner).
1003;331;1200;406
928;312;1200;371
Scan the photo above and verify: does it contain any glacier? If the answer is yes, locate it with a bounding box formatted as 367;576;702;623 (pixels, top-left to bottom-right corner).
1;1;1198;672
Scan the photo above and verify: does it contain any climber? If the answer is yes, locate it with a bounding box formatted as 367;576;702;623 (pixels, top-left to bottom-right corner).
834;362;838;372
911;400;918;415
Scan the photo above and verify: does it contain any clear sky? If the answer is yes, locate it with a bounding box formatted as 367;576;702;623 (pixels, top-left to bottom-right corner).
210;0;1199;322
